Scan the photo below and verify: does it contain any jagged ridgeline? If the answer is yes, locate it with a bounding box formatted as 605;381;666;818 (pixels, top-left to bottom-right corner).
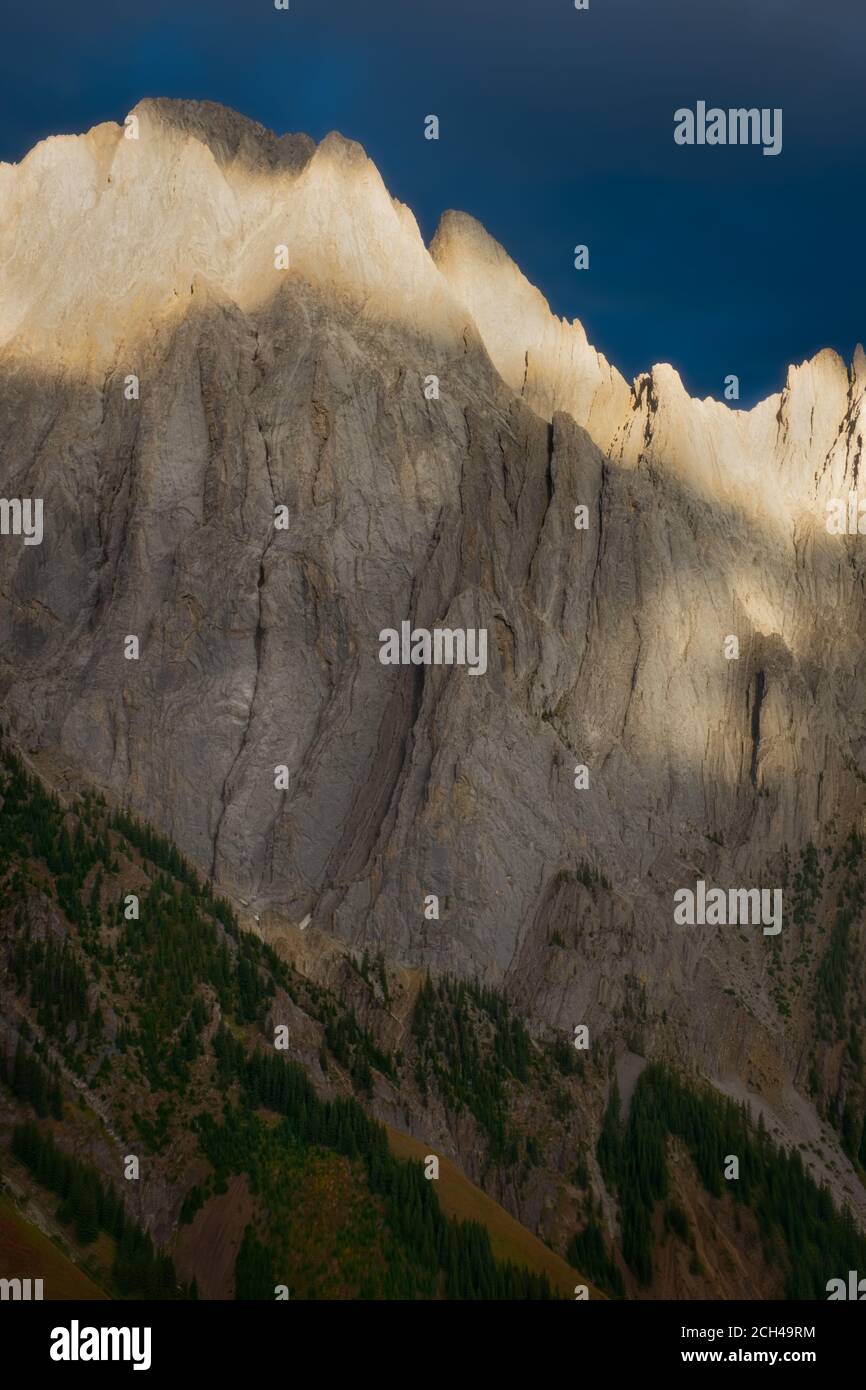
0;736;554;1298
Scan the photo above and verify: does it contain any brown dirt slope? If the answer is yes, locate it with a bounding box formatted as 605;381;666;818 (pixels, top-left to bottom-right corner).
641;1141;782;1300
173;1174;255;1300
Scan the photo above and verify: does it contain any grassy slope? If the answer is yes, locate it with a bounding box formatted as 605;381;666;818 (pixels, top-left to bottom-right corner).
0;1194;108;1299
386;1126;602;1299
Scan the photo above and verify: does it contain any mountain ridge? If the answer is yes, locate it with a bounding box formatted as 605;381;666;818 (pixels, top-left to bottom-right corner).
3;98;862;444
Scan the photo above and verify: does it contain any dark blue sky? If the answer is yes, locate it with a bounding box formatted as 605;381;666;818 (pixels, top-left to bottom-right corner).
1;0;863;403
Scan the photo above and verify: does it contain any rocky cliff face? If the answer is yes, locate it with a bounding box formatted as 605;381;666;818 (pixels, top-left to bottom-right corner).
2;99;866;1218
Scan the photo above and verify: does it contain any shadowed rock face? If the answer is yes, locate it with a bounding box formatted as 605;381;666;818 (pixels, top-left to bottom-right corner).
2;101;866;1206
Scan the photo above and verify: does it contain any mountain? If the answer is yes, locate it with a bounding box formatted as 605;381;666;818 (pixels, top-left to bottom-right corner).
2;98;866;1297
